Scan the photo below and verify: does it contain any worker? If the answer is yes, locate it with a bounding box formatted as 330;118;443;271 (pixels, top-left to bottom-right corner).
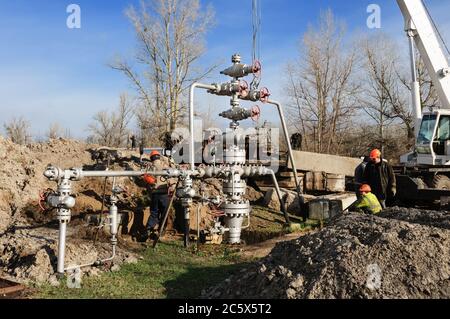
353;184;382;215
290;133;303;151
142;150;175;240
139;137;145;162
363;149;396;209
130;134;137;150
354;156;370;197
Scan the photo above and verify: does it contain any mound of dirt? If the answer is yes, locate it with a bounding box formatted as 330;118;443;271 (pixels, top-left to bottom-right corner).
0;137;93;233
0;227;138;284
0;138;144;283
203;211;450;299
380;207;450;230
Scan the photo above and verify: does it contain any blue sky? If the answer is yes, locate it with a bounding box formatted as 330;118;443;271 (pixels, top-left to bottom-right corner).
0;0;449;139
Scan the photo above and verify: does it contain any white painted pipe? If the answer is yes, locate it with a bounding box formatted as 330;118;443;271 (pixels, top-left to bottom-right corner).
267;100;303;215
81;170;176;178
57;221;67;274
64;241;116;272
267;169;290;224
241;213;251;230
63;204;119;272
110;205;118;236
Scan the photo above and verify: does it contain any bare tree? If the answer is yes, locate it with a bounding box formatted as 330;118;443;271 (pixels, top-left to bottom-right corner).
88;94;134;147
4;117;32;145
387;49;440;144
114;94;135;147
360;33;431;153
340;123;410;162
46;123;63;140
359;34;406;153
285;10;360;155
88;111;114;146
111;0;216;142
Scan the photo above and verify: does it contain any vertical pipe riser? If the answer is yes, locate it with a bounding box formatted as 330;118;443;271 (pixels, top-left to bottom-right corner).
57;221;67;274
184;208;190;247
110;205;118;236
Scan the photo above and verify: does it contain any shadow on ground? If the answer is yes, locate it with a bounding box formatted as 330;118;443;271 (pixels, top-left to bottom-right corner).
163;261;251;299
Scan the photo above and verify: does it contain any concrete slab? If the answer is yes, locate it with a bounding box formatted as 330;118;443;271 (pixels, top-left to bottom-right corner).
308;192;357;220
287;151;362;177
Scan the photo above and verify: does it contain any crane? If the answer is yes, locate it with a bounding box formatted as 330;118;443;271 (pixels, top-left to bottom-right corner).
398;0;450;163
395;0;450;203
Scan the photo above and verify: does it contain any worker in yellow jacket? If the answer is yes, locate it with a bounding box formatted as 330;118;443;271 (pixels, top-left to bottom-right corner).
353;184;382;215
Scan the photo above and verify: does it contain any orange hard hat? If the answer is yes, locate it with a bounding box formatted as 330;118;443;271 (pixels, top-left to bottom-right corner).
369;149;381;160
143;174;157;185
359;184;372;193
150;150;160;157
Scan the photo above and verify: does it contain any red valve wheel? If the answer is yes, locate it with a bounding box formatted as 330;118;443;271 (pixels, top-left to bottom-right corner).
38;189;52;212
259;87;270;103
251;105;261;122
252;60;262;75
239;80;249;92
239;80;249;98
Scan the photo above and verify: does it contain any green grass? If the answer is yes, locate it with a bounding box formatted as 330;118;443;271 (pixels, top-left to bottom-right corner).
34;207;319;299
250;206;321;233
35;241;248;299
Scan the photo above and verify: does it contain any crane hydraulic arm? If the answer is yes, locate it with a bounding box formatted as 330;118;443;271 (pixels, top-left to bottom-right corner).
397;0;450;111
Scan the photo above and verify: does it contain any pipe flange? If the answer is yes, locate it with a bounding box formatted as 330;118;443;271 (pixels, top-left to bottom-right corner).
223;180;247;194
224;149;246;165
57;209;71;222
222;201;251;216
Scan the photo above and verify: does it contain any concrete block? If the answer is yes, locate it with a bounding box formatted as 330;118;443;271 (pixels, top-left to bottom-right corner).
288;151;361;177
308;192;357;220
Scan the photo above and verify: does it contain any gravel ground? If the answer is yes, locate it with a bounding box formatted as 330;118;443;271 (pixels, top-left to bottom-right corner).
203;211;450;299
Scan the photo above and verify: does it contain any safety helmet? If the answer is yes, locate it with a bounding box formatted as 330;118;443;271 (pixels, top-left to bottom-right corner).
369;149;381;160
143;174;157;185
359;184;372;193
150;150;161;161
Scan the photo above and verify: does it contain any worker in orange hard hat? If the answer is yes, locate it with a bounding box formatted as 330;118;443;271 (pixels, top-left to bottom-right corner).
142;149;175;240
150;150;161;161
363;149;396;209
369;149;382;162
352;184;382;214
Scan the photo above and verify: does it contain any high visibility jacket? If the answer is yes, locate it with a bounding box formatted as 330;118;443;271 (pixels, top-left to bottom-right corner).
354;192;382;215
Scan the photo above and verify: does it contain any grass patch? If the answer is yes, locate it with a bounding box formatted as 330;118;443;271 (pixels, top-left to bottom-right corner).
35;241;248;299
34;207;318;299
242;206;321;244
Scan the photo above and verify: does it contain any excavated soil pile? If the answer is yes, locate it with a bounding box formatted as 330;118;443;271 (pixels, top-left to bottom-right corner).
380;207;450;230
0;138;144;283
0;228;138;284
203;211;450;299
0;137;93;233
